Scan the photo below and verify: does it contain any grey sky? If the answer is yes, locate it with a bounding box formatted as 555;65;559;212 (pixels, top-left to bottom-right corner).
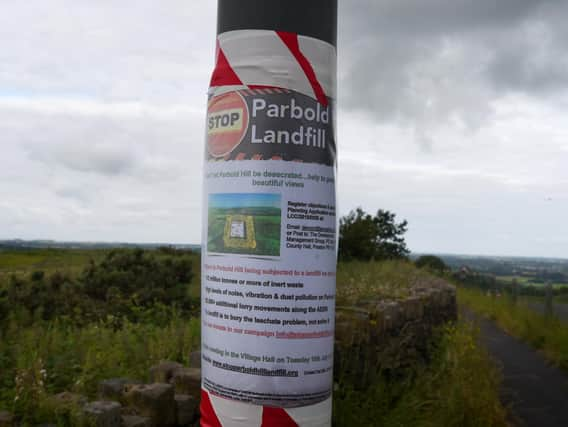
1;1;567;257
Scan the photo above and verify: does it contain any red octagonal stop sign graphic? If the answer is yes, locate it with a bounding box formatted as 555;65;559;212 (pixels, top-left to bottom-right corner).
207;91;249;158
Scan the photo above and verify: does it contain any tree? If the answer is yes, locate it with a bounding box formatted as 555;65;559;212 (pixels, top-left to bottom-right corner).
338;207;409;261
415;255;447;273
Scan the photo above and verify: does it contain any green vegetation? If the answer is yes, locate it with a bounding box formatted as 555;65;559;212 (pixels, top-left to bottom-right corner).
336;260;433;305
0;248;198;326
0;248;201;424
0;314;200;425
455;268;568;298
207;207;281;256
440;253;568;290
338;208;409;261
334;259;507;426
415;255;448;273
0;248;107;280
334;321;508;427
0;248;507;426
510;278;568;290
458;286;568;370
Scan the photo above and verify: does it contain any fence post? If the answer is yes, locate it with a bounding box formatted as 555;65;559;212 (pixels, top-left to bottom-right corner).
545;282;554;318
511;278;518;306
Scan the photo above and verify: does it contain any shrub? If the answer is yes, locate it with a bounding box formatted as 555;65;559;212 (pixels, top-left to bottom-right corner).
0;249;198;326
415;255;448;273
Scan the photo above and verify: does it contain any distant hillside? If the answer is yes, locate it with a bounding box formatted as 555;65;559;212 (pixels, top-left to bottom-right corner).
0;239;201;252
412;252;568;286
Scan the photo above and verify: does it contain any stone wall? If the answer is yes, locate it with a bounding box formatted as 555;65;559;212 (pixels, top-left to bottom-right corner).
334;278;457;388
6;359;204;427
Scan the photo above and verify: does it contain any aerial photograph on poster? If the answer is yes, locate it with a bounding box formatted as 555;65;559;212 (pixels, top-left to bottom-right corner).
207;193;281;257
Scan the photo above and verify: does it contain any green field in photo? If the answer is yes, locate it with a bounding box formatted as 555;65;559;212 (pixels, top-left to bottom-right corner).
207;206;281;257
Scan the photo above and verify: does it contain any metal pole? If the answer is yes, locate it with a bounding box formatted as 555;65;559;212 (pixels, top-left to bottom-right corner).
201;1;338;425
217;0;337;47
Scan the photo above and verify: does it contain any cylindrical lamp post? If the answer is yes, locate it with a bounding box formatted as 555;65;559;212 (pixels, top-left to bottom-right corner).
201;1;338;425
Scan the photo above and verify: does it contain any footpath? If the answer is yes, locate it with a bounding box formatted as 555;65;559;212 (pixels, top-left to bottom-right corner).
463;310;568;427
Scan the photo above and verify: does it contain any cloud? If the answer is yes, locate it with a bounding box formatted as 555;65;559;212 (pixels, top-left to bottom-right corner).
341;0;550;36
0;96;204;180
0;94;205;243
339;0;568;141
1;0;568;257
44;144;135;176
0;96;201;118
486;21;568;94
0;0;216;102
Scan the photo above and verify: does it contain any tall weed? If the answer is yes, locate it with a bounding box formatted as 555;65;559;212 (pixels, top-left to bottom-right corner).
0;312;200;422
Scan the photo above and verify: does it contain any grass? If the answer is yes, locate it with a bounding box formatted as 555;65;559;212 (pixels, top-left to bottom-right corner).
336;260;438;306
458;286;568;370
0;312;200;425
334;262;508;426
518;294;568;306
333;320;508;427
0;249;108;280
0;250;508;426
497;275;567;289
0;248;202;424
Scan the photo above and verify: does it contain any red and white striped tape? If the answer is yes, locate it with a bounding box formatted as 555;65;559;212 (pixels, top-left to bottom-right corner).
210;30;337;105
201;389;332;427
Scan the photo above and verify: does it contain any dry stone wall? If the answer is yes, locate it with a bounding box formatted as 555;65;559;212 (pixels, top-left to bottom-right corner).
334;278;457;388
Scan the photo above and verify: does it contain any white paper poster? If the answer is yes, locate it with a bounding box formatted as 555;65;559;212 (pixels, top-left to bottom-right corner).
202;31;337;409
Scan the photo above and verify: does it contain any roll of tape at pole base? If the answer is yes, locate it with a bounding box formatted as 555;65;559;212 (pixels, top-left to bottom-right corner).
201;389;332;427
